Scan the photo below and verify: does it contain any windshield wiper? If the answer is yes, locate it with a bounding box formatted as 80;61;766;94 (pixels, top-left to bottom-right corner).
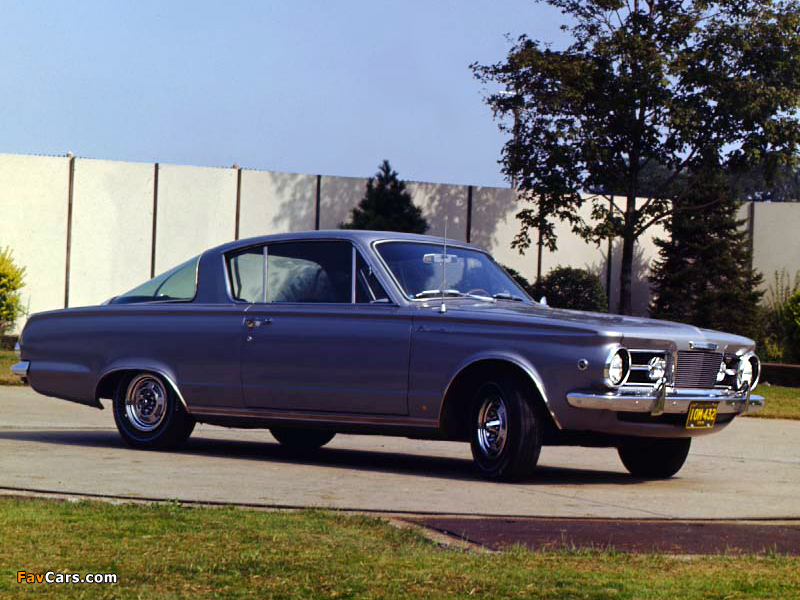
413;289;494;302
413;289;462;299
492;292;526;302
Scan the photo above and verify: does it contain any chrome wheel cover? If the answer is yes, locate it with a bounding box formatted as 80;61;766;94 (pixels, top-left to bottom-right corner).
125;375;168;432
476;392;508;459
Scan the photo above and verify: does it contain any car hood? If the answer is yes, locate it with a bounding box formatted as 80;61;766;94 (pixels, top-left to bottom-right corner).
431;301;754;352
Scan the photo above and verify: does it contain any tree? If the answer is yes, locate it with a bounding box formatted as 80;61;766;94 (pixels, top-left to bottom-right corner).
759;269;800;361
649;167;763;340
0;246;26;334
502;263;607;311
540;266;608;312
340;160;429;234
782;290;800;362
730;163;800;202
472;0;800;314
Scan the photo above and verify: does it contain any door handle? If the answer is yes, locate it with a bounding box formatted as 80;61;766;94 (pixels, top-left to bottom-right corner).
245;317;273;329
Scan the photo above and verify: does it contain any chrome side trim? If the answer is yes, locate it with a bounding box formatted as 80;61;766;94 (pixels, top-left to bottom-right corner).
94;367;190;411
11;360;29;379
567;388;764;415
439;354;563;429
188;406;438;429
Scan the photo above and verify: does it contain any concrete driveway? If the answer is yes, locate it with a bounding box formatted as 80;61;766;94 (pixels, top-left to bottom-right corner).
1;386;798;519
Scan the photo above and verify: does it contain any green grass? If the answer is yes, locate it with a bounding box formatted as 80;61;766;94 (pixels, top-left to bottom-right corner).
0;349;22;386
746;384;800;420
0;498;798;599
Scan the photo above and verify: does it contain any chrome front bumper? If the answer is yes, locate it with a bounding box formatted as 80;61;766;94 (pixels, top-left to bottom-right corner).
567;387;764;416
11;360;29;380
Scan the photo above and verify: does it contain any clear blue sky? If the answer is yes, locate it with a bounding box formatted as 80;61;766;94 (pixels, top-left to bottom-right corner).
1;1;568;187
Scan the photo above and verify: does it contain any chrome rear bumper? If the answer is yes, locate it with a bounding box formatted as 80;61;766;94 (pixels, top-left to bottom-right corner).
567;388;764;415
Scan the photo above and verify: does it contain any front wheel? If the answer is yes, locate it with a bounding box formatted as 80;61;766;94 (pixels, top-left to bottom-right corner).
617;437;691;478
270;427;335;450
113;372;195;450
469;378;544;482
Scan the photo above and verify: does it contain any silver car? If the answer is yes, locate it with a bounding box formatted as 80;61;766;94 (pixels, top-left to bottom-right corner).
12;230;763;481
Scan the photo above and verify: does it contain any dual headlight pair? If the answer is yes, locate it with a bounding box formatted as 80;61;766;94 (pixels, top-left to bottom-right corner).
603;347;760;391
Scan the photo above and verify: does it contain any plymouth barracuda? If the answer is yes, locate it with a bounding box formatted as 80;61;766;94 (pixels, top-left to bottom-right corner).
11;230;763;481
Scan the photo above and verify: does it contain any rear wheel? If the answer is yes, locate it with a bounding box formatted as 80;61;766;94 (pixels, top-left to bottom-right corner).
270;427;335;450
617;437;691;478
469;378;543;482
113;372;195;450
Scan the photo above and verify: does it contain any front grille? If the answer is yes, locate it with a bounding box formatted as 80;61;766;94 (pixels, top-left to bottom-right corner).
625;349;724;390
674;350;722;389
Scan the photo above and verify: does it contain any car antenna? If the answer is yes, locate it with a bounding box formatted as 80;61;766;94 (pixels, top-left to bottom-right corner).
439;216;447;314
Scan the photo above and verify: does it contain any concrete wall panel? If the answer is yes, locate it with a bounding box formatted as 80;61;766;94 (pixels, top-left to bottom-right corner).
737;202;751;225
69;158;154;306
154;164;237;273
470;186;536;279
239;170;316;238
0;153;70;332
470;189;662;315
318;175;364;230
406;181;468;241
752;202;800;285
319;177;469;241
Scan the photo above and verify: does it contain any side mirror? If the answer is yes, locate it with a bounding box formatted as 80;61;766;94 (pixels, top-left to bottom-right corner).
539;296;548;306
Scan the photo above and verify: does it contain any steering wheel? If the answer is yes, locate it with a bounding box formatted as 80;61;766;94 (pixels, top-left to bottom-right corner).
466;288;491;297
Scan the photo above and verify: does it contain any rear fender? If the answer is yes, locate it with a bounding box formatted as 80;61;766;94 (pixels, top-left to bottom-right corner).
96;360;189;410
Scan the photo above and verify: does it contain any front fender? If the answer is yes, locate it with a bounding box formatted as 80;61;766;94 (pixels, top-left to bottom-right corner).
440;350;562;429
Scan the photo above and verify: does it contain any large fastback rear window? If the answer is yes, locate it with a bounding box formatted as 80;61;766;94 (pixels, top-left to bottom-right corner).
111;255;200;304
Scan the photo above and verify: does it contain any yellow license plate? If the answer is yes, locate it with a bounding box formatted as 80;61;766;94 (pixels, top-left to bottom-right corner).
686;401;718;429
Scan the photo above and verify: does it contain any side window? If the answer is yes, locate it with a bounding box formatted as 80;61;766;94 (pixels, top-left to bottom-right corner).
227;247;265;302
267;241;351;303
356;252;390;303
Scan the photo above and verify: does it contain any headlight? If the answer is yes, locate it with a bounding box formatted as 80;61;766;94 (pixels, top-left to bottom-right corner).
604;347;631;387
736;352;760;391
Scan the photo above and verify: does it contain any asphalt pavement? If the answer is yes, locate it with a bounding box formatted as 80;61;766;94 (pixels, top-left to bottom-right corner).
1;386;798;520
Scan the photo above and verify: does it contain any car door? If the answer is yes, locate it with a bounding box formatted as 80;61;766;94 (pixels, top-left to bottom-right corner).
237;240;412;415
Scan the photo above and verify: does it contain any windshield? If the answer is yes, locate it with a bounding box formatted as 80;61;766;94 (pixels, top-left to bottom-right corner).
375;241;531;302
111;255;200;304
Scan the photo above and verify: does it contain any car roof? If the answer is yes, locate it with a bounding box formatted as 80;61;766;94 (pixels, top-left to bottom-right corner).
208;229;483;254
